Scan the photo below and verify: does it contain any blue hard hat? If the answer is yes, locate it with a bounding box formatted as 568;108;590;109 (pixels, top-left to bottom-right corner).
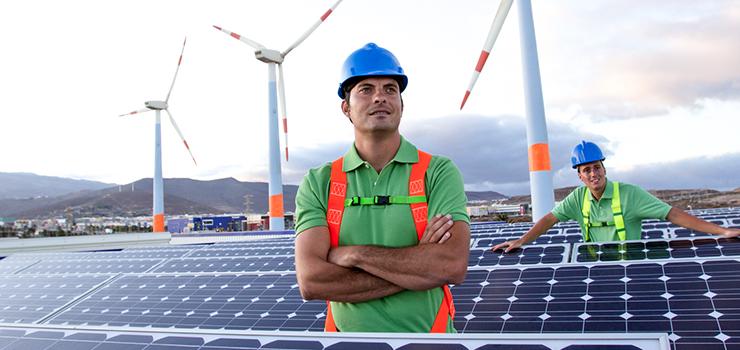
571;141;605;168
337;43;408;99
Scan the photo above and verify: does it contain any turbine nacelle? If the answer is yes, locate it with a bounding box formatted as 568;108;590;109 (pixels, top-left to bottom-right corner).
255;49;284;64
145;100;168;110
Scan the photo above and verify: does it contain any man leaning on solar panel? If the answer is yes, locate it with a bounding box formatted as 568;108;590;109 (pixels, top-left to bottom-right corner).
492;141;740;253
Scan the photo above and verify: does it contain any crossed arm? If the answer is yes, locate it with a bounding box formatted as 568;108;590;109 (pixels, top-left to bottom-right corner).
295;215;470;303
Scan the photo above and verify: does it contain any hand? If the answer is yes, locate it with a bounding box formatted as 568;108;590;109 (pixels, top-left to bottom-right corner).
492;239;522;253
328;246;356;268
721;228;740;238
419;214;454;245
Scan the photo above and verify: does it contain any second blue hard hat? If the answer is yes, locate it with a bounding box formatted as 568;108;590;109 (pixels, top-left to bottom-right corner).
338;43;407;99
571;141;605;168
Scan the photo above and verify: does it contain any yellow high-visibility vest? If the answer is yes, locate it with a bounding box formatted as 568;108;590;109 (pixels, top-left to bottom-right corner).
581;182;626;242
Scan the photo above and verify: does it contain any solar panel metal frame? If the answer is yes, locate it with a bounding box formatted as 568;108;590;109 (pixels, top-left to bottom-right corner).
0;323;670;350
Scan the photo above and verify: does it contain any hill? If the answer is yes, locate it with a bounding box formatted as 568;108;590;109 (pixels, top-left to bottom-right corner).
0;178;297;219
0;172;114;199
0;176;508;219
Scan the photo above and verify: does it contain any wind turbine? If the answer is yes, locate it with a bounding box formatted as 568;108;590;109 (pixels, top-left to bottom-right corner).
119;37;197;233
460;0;555;221
213;0;343;231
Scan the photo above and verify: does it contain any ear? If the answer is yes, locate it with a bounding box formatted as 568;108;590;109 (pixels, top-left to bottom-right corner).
341;100;350;116
341;100;353;124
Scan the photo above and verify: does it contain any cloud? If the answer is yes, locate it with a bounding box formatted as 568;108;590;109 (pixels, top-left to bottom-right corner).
542;1;740;118
607;153;740;191
279;114;602;195
227;111;739;197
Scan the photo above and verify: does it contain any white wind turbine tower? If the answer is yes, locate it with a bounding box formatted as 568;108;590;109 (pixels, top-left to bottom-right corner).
213;0;343;231
460;0;555;221
119;38;197;233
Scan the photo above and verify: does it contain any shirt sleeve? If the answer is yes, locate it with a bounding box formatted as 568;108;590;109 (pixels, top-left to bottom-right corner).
551;188;582;223
294;164;332;235
426;156;470;224
629;184;672;221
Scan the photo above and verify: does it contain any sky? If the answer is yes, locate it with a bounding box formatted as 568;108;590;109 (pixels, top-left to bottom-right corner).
1;0;738;196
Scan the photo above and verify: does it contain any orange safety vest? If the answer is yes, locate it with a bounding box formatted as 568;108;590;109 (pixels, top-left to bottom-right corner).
324;149;455;332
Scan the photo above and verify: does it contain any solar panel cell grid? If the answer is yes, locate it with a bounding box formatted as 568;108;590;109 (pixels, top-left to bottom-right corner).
48;273;326;332
188;247;294;258
20;259;163;275
468;245;567;268
451;259;740;350
0;260;39;275
574;238;740;263
0;274;110;324
153;256;295;274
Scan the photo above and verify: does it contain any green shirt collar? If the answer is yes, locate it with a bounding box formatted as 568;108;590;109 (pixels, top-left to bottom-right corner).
342;136;419;172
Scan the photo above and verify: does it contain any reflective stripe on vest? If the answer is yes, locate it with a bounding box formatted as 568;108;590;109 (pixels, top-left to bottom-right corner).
324;150;454;333
581;181;626;242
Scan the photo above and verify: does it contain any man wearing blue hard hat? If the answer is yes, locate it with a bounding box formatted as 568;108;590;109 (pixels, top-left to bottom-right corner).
294;43;470;332
493;140;740;252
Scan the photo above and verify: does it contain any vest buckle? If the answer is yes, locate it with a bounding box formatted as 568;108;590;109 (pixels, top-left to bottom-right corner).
374;195;390;205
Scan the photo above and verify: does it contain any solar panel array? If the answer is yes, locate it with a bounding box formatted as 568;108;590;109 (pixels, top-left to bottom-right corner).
0;207;737;350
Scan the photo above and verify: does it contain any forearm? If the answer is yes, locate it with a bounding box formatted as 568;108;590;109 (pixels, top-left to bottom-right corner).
336;221;470;291
517;213;559;245
297;258;403;302
295;227;403;303
667;208;727;235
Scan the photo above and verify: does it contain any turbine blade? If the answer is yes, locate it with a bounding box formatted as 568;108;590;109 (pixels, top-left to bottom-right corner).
212;25;266;50
460;0;514;110
277;64;289;161
164;109;197;166
165;37;187;103
119;108;151;117
282;0;343;57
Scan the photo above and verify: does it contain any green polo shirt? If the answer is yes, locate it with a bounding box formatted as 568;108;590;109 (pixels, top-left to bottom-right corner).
295;136;469;332
552;180;672;242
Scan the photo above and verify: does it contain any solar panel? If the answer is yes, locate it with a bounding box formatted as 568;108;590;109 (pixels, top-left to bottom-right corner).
674;229;713;238
83;250;195;259
0;325;668;350
20;259;164;274
0;259;39;275
152;256;295;274
47;272;327;332
472;235;583;250
0;274;111;323
468;245;569;268
573;237;740;263
450;259;740;350
187;247;294;258
211;238;295;248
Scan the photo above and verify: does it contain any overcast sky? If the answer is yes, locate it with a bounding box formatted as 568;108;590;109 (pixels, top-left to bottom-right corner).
1;0;738;196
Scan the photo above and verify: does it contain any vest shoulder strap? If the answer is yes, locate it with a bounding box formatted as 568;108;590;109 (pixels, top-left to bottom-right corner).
581;181;626;242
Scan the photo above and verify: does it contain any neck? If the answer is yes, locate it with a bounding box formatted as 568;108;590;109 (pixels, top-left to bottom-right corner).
354;132;401;173
589;182;607;201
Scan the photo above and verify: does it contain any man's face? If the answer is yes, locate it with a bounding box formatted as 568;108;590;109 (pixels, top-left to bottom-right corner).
341;77;402;134
577;161;607;192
